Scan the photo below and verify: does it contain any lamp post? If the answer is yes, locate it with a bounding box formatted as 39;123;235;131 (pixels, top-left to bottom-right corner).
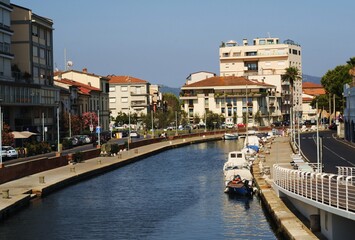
97;107;100;148
128;107;130;150
175;111;178;136
316;100;320;173
69;112;72;138
56;103;60;154
151;111;154;138
42;112;45;142
0;100;3;167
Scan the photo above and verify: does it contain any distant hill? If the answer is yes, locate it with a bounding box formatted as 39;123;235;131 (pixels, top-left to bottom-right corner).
303;74;321;84
160;85;180;97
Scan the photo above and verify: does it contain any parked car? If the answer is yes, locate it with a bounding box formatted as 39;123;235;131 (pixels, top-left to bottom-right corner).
2;146;18;159
130;131;140;138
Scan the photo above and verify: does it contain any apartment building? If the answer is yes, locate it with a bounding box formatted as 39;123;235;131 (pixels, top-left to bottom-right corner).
302;82;326;122
219;37;302;120
54;69;110;131
180;75;279;127
149;84;162;112
0;3;59;142
108;75;150;118
344;68;355;142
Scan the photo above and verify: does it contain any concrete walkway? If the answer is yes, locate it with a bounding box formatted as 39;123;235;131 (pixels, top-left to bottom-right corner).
253;136;318;240
0;134;221;220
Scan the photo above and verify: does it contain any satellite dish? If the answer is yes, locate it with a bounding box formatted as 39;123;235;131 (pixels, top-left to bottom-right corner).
67;61;73;67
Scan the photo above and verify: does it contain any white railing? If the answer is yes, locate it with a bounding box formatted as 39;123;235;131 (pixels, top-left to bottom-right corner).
274;164;355;212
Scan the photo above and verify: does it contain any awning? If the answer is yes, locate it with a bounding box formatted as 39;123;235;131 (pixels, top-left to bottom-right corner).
11;131;39;139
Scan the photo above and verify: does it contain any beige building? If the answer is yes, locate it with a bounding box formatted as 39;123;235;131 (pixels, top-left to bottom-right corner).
180;75;279;127
219;37;302;120
149;84;162;112
0;3;59;142
54;69;110;131
108;75;150;118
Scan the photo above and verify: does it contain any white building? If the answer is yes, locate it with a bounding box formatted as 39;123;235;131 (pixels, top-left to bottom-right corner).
219;37;302;120
108;75;150;117
180;75;280;127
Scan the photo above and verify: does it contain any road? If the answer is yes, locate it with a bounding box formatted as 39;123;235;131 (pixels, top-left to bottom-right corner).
3;136;140;167
300;130;355;173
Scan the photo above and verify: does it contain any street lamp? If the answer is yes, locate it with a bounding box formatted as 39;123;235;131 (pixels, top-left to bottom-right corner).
316;100;320;173
0;99;3;167
175;111;178;136
97;107;100;148
55;102;60;154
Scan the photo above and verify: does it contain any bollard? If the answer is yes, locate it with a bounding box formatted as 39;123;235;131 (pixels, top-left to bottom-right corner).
70;167;76;173
169;141;172;145
97;159;102;165
117;153;121;159
39;176;45;184
2;189;9;199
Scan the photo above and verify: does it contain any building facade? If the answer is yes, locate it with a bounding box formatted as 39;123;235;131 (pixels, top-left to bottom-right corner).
302;82;326;122
180;75;280;127
0;3;59;143
219;37;302;120
54;69;110;131
344;67;355;143
108;75;150;119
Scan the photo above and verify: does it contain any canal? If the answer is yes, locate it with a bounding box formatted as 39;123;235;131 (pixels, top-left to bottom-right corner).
0;140;278;240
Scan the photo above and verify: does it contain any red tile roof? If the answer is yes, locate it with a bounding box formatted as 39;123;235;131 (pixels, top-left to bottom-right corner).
108;75;148;84
54;78;100;95
182;76;275;88
302;82;325;96
303;82;323;88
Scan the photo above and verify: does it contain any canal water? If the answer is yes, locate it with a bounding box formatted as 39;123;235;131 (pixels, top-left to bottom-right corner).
0;140;278;240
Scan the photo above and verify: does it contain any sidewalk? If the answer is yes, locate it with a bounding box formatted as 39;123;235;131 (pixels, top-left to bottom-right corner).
0;134;222;221
253;136;318;239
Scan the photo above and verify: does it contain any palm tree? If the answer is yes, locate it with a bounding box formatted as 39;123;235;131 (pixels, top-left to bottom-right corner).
281;67;301;120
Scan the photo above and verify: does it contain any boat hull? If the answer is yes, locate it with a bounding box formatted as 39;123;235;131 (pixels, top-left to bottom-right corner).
225;182;253;196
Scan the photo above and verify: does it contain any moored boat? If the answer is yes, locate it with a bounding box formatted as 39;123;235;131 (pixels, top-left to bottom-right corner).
223;133;238;140
223;151;255;196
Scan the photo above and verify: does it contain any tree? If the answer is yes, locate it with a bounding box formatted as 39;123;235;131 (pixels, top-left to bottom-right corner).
281;67;301;120
2;123;14;146
320;57;354;113
82;112;98;129
71;114;82;135
114;112;129;126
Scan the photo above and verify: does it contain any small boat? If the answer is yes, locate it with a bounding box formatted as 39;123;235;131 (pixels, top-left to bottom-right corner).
224;174;253;196
223;133;238;140
223;151;255;196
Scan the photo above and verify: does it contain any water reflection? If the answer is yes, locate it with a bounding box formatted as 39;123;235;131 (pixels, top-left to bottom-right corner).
0;140;276;240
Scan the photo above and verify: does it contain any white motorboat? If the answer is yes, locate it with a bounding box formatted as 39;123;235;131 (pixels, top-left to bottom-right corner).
223;133;238;140
223;151;254;195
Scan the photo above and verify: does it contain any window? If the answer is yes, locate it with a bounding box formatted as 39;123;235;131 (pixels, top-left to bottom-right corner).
244;62;258;71
40;48;45;59
109;98;116;103
121;86;128;92
109;86;116;92
292;49;298;55
221;107;225;114
136;86;141;94
245;51;257;56
32;25;38;36
33;46;38;57
223;52;229;57
259;39;265;45
121;97;128;103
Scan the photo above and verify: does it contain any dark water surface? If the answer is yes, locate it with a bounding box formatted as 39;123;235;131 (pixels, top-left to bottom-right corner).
0;140;277;240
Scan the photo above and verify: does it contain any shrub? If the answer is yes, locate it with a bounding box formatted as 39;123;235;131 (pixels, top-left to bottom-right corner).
110;144;119;155
73;152;84;163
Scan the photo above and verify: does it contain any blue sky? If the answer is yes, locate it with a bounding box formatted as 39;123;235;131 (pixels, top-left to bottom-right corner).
12;0;355;87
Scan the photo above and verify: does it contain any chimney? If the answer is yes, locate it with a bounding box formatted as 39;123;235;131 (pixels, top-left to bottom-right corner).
83;68;87;73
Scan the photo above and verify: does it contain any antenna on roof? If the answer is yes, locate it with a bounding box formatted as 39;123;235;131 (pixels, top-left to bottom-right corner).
267;32;271;38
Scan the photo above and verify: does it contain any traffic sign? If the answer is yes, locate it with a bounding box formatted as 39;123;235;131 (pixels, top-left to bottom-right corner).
96;126;101;133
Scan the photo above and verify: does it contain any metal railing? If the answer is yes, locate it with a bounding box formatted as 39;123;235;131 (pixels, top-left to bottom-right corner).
274;164;355;212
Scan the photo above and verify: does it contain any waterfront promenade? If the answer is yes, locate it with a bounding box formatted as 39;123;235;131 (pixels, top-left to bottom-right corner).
253;136;318;239
0;133;318;239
